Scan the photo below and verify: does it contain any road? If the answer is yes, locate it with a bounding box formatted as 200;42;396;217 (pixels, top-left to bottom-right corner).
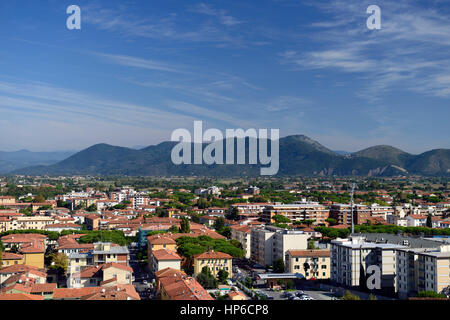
128;244;154;300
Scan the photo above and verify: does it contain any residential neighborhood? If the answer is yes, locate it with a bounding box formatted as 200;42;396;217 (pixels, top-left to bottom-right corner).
0;176;449;301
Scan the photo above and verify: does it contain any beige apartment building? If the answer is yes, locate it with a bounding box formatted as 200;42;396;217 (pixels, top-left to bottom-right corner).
285;250;331;279
1;216;55;232
397;245;450;299
250;226;308;267
261;203;329;225
193;251;233;279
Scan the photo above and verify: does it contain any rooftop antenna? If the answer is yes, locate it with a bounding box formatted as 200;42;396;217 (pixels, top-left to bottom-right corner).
350;183;356;235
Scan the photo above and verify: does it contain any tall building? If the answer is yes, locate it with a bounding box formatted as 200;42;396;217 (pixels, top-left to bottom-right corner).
230;225;251;259
330;236;405;296
250;226;308;267
397;245;450;299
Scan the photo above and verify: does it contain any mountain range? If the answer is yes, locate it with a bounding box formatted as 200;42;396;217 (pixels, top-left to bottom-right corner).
8;135;450;177
0;150;76;174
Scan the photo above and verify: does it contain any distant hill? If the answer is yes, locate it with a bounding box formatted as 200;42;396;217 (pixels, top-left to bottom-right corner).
0;150;76;173
352;145;415;168
11;135;450;177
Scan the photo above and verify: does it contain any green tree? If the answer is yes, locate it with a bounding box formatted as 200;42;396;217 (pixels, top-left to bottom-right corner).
343;291;361;300
179;217;191;233
49;253;69;272
217;269;229;284
273;258;285;273
196;266;218;289
286;279;294;290
33;194;45;203
325;218;337;226
272;215;291;224
307;240;317;250
213;217;226;231
168;225;179;233
226;207;239;221
426;214;433;228
417;291;446;298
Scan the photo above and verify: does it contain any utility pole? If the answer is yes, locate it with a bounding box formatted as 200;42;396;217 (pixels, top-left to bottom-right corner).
350;183;356;235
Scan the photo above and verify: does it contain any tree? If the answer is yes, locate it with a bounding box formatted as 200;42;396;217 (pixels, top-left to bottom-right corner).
217;269;229;284
417;291;447;298
49;253;69;273
196;266;218;289
307;240;317;250
304;219;315;227
213;217;225;231
33;194;45;203
86;204;98;212
273;258;285;273
343;291;361;300
325;218;337;226
168;225;179;233
226;207;239;221
426;214;433;228
303;261;310;275
179;217;191;233
272;215;290;224
286;279;294;290
368;294;378;300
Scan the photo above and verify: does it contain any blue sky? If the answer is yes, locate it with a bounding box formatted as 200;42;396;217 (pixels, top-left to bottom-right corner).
0;0;449;153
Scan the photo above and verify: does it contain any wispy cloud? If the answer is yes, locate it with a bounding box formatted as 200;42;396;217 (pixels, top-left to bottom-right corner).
280;0;450;101
92;52;185;73
189;3;242;26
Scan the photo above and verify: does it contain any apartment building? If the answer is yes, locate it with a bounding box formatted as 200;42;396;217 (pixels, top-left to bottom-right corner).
151;249;182;273
193;251;233;279
406;215;428;227
1;216;55;232
261;203;329;225
397;245;450;299
66;242;129;286
230;225;251;259
329;204;371;225
330;236;405;295
250;226;308;267
0;196;16;205
285;250;330;279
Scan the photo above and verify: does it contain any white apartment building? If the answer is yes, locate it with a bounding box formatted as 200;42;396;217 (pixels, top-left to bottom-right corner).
406;214;427;227
330;236;405;295
250;226;308;267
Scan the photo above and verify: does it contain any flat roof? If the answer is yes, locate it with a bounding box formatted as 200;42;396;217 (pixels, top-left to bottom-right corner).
257;273;304;280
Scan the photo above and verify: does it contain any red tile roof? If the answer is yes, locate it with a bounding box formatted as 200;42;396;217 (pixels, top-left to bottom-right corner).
0;293;44;300
153;249;182;261
194;251;232;260
287;250;330;258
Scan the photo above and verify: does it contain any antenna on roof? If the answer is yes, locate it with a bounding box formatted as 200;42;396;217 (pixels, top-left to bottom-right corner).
350;183;356;235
